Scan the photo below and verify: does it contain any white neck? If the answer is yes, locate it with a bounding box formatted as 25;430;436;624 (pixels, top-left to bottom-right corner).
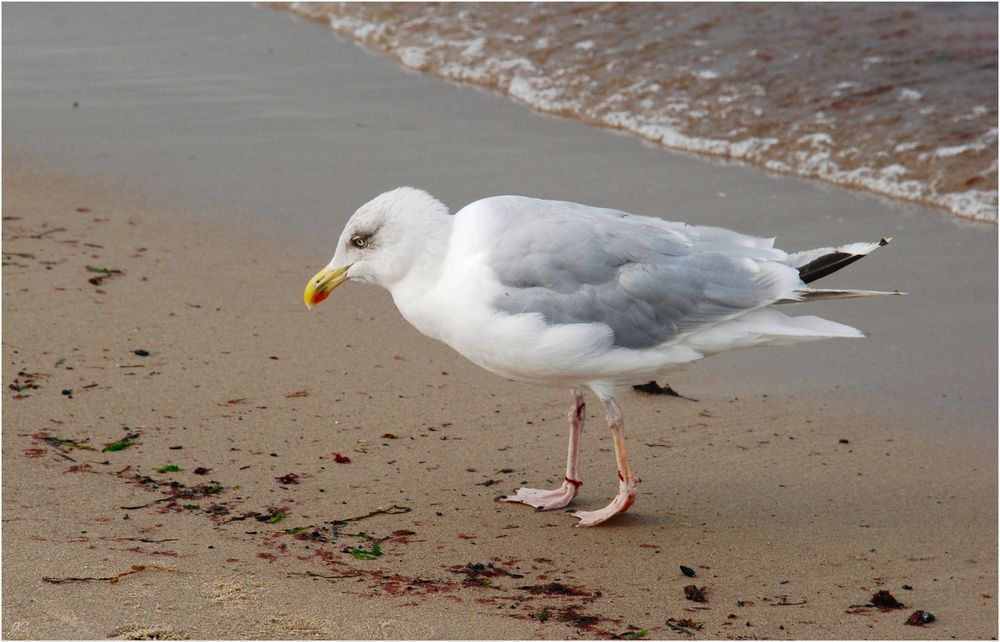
386;212;454;340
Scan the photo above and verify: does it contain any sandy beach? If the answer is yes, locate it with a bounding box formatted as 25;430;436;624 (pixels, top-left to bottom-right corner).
3;4;996;640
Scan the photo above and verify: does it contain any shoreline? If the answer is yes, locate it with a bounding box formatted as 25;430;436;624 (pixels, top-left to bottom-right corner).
277;3;999;224
3;4;997;639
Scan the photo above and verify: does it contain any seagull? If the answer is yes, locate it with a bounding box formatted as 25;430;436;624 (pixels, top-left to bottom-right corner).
304;188;897;526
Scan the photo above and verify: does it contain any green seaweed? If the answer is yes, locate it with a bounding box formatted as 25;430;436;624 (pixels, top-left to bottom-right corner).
85;265;122;275
102;435;139;452
155;464;182;473
349;541;383;560
265;511;287;524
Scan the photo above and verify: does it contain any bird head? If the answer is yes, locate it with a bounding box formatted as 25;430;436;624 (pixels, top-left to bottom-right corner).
304;187;449;308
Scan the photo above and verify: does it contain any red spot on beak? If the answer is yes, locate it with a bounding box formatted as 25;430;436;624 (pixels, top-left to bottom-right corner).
310;289;331;307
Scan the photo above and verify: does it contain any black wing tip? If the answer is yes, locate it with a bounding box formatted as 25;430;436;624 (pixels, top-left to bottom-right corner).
799;238;891;284
798;252;863;284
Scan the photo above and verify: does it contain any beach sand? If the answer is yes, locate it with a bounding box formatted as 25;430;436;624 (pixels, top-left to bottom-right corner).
3;4;996;639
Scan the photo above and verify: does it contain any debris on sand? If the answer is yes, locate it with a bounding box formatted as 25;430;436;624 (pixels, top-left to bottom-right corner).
683;584;708;602
452;561;525;585
518;582;591;597
905;610;935;626
870;590;906;610
43;564;175;584
102;432;141;452
847;589;907;614
348;540;383;560
613;628;649;639
330;504;411;527
86;265;123;286
665;618;702;634
632;381;696;401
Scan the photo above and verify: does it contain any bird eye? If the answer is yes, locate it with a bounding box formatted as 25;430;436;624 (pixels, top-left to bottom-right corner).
350;235;368;249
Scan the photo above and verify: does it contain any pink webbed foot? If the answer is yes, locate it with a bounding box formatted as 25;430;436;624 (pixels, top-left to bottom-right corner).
571;474;639;527
501;477;582;511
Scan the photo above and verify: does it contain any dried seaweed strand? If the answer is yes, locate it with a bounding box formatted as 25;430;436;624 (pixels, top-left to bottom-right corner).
288;570;363;580
42;564;176;584
120;497;172;510
331;504;411;525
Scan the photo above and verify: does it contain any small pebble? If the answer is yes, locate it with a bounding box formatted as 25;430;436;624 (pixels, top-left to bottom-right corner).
133;349;150;357
838;438;850;444
680;565;696;577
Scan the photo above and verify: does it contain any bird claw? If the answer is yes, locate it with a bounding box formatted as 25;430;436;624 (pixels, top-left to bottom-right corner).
501;479;580;511
571;478;638;526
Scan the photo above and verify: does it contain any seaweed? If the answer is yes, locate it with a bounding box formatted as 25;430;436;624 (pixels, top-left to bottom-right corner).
683;584;708;602
870;590;905;610
454;561;525;585
666;618;703;634
847;589;907;614
42;564;175;584
330;504;410;527
84;265;122;275
349;541;383;560
102;433;140;452
519;582;591;597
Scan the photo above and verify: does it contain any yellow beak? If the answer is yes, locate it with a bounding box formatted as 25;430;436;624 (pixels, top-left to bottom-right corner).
304;265;350;309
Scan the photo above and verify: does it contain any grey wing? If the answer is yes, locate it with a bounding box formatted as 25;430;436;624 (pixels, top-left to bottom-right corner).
483;197;799;349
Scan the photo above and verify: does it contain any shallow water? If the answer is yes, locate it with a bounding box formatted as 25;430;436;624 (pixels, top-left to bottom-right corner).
279;2;998;222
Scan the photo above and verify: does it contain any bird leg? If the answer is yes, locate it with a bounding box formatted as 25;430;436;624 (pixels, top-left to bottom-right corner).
572;395;639;527
501;389;585;511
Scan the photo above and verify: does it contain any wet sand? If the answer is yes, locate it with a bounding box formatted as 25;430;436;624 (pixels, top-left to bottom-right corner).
3;4;996;640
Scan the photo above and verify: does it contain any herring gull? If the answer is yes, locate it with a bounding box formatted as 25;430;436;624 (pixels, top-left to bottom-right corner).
304;188;897;526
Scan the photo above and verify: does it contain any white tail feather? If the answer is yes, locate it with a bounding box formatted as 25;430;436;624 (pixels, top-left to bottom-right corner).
685;308;862;355
777;288;906;303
